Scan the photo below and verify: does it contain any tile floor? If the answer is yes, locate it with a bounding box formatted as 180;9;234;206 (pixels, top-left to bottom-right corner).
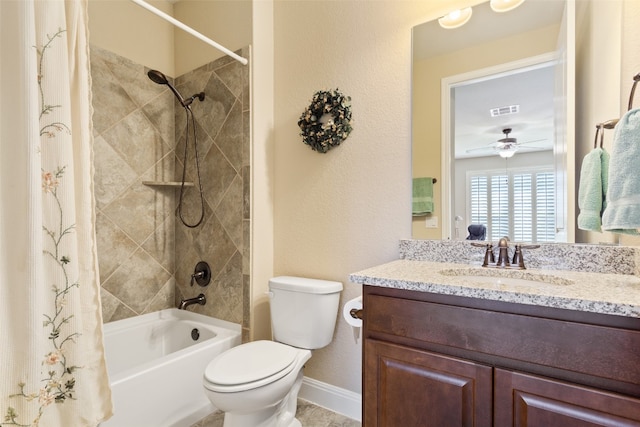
191;399;361;427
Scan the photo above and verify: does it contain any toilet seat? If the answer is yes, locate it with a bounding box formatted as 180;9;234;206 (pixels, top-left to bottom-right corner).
204;340;299;393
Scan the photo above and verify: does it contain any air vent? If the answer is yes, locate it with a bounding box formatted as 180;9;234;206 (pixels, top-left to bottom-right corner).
490;105;519;117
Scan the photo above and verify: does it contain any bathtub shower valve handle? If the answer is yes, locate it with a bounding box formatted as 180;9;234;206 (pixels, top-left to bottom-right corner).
191;272;203;286
191;261;211;287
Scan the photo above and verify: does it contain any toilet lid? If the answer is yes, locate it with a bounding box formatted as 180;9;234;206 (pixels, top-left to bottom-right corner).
204;340;298;391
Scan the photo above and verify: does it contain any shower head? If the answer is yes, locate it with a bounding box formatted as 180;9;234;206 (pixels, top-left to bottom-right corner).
147;69;169;85
147;69;188;107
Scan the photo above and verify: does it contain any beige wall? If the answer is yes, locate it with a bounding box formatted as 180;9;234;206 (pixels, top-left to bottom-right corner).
174;0;252;76
88;0;175;75
574;0;640;246
412;24;560;240
575;0;622;244
250;1;275;342
272;0;480;395
88;0;252;78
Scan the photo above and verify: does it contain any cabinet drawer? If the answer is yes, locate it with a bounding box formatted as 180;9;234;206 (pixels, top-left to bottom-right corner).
366;293;640;389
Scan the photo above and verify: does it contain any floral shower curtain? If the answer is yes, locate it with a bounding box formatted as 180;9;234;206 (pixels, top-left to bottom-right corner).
0;0;113;426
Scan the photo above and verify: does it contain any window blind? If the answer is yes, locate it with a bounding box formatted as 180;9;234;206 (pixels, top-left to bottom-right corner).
469;169;555;243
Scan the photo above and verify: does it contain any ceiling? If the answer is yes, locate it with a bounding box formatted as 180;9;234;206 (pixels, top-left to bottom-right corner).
453;63;556;159
413;0;565;62
412;0;565;159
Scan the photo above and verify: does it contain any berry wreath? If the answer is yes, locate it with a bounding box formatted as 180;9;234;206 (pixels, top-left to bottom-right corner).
297;88;353;153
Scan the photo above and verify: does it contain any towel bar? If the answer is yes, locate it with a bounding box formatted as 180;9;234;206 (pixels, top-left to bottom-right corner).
628;72;640;111
593;120;619;149
595;72;640;133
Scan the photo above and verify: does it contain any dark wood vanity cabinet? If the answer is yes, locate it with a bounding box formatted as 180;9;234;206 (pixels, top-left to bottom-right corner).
494;369;640;426
365;339;493;426
362;285;640;427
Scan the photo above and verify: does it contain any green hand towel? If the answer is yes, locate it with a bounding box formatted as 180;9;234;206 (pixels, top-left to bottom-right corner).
412;177;434;216
577;148;603;232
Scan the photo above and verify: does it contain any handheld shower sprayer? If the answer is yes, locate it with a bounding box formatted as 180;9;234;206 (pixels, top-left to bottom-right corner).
147;69;207;228
147;69;205;108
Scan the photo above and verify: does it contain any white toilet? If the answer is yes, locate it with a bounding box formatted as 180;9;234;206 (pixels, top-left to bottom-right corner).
203;276;343;427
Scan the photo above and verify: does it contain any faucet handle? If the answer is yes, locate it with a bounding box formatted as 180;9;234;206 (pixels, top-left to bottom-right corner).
471;242;494;267
486;244;495;265
512;244;540;269
190;272;202;286
512;245;524;268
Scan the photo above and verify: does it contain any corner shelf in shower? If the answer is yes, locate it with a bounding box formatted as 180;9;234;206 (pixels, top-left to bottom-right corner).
142;181;195;187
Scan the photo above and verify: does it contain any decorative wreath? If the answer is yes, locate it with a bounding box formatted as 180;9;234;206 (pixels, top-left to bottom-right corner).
298;88;353;153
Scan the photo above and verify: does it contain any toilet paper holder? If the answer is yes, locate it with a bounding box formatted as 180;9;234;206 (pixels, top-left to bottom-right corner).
349;308;363;320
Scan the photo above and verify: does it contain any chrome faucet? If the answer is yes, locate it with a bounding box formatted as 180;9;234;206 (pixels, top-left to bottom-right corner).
472;237;539;269
179;293;206;310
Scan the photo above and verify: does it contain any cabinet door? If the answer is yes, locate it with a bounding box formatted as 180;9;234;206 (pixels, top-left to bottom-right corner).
364;339;492;427
494;369;640;427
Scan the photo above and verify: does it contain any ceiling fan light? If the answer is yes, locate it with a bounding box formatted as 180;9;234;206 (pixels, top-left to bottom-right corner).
498;148;517;158
438;7;473;29
490;0;525;13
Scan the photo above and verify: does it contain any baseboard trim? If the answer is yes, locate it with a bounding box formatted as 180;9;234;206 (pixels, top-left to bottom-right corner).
299;377;362;422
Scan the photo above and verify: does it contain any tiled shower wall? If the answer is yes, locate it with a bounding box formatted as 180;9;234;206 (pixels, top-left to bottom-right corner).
172;51;251;332
90;46;250;336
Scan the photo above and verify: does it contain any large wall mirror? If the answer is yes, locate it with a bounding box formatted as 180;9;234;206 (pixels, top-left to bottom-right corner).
412;0;576;243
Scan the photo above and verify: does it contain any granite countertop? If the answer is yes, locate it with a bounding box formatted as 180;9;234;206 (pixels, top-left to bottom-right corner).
349;259;640;318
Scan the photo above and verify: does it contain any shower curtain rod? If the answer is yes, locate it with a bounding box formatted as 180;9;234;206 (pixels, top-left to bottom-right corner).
129;0;248;66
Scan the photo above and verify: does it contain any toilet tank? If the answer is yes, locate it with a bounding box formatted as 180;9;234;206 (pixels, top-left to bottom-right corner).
269;276;343;349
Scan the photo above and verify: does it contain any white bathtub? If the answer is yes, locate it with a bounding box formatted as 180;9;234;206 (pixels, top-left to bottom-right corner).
100;308;241;427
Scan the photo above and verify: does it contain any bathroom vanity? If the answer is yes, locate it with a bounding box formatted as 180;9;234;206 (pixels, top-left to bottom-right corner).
351;242;640;426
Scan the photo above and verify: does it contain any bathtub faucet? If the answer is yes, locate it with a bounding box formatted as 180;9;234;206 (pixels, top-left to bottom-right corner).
179;293;206;310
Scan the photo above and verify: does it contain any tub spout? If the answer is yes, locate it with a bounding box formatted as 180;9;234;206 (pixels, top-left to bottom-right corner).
179;293;206;310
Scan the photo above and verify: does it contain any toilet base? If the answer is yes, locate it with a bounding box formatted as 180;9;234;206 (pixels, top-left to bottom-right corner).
223;411;301;427
219;365;306;427
222;408;277;427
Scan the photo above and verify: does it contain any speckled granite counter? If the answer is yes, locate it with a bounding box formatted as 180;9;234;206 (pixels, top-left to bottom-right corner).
398;239;640;275
350;259;640;318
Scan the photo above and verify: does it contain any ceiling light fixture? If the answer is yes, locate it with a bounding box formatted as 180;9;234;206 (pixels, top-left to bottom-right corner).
498;146;517;158
438;7;473;29
490;0;525;13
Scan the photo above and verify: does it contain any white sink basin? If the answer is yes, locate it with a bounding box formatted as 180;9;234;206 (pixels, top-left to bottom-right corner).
437;268;574;288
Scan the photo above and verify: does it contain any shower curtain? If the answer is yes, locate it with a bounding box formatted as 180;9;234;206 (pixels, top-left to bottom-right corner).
0;0;113;426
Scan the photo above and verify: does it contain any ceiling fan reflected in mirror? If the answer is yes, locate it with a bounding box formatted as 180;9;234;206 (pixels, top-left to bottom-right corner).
465;128;547;158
